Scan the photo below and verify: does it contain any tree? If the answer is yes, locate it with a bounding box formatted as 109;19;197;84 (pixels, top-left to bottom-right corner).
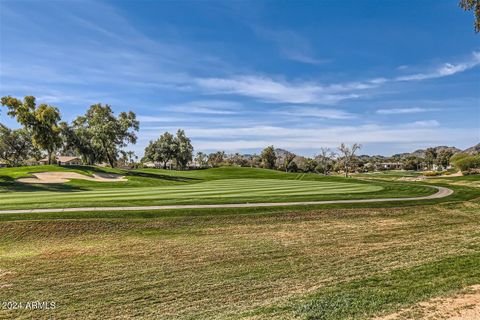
126;151;137;165
74;104;139;168
451;153;480;173
60;121;102;165
302;158;318;173
174;129;194;170
143;132;178;169
435;149;455;169
208;151;226;167
460;0;480;32
288;161;298;172
317;147;334;175
195;152;207;168
283;152;296;172
1;95;62;164
261;145;277;169
403;156;422;171
248;155;262;168
227;153;248;166
424;147;437;170
338;143;361;177
0;124;33;166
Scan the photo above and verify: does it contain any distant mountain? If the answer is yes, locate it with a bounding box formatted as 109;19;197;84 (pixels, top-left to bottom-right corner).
405;146;462;158
274;148;292;158
267;145;474;160
463;143;480;155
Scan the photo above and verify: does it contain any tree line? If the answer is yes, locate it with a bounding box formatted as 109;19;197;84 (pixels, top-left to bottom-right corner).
1;95;139;167
1;95;477;175
142;130;193;170
184;143;363;178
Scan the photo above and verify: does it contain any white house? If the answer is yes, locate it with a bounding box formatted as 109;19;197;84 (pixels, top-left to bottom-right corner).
38;156;82;166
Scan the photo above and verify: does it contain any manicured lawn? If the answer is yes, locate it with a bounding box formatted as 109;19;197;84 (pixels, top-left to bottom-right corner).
0;197;479;319
0;166;437;210
0;166;479;319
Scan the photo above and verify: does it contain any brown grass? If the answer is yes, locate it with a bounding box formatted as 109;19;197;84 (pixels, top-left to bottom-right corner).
0;201;479;319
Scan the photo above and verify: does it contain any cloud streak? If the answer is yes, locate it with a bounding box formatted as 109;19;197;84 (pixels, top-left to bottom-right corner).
376;107;439;114
140;123;471;153
194;52;480;105
395;52;480;81
277;106;356;119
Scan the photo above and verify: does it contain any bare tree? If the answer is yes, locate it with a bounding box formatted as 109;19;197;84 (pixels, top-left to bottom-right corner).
338;143;361;178
317;147;333;175
283;151;296;172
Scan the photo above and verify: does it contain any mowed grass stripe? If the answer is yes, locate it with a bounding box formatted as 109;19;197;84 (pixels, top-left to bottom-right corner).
2;184;378;204
1;179;382;205
1;179;374;199
1;179;330;198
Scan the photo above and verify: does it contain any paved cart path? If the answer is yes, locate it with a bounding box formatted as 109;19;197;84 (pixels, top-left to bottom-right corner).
0;186;453;215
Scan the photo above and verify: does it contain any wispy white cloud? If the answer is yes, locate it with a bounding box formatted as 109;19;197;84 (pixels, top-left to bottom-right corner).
396;51;480;81
140;123;470;152
194;52;480;105
254;28;328;65
376;107;439;114
168;100;241;114
406;120;440;127
195;75;375;104
277;106;356;119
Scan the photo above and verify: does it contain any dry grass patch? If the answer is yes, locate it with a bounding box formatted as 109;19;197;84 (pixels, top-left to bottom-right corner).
0;201;479;319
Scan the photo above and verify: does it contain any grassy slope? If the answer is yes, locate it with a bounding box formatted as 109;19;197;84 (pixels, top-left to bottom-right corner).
0;166;438;210
0;197;479;319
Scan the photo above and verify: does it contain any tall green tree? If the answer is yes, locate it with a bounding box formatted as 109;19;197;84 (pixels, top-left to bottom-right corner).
74;104;139;168
302;158;318;173
261;145;277;169
424;148;437;170
435;149;455;169
174;129;194;170
60;121;102;165
460;0;480;32
1;96;62;164
0;124;33;166
143;132;178;169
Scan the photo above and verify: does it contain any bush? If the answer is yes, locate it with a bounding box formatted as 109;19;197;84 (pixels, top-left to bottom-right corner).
464;168;480;175
423;171;444;176
451;154;480;173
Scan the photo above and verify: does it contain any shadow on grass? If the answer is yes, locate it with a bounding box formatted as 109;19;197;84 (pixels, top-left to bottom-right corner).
0;165;200;193
123;170;199;182
0;175;89;193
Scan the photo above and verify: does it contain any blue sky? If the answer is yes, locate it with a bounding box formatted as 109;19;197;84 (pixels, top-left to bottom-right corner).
0;0;479;157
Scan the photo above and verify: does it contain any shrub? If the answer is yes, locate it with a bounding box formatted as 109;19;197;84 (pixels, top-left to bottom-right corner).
423;171;443;176
451;154;480;173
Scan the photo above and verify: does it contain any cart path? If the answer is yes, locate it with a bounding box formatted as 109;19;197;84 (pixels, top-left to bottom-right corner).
0;186;453;215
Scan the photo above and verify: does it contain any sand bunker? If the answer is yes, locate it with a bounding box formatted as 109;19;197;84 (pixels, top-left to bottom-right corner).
17;172;127;184
377;285;480;320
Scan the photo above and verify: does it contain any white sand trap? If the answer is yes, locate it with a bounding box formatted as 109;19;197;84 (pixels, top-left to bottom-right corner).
17;172;127;184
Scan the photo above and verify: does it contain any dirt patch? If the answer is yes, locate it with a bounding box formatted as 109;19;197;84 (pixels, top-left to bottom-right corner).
17;171;127;184
377;285;480;320
398;176;427;182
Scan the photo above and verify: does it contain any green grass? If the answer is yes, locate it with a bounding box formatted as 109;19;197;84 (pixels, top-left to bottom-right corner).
0;166;438;210
0;196;479;319
0;166;479;319
292;252;480;320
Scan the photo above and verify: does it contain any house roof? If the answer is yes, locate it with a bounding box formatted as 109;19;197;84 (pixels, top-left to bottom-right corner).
40;156;80;162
